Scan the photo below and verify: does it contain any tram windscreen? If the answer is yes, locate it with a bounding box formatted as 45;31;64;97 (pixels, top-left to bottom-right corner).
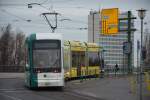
32;40;61;72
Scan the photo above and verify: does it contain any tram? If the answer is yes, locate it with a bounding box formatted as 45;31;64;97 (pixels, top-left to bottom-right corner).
25;33;64;88
64;41;101;80
25;33;102;88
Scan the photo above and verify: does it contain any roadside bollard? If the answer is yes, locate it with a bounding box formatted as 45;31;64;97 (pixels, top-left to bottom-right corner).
145;72;150;91
84;69;86;81
89;70;91;80
80;70;83;83
94;69;97;80
100;70;104;78
128;75;137;94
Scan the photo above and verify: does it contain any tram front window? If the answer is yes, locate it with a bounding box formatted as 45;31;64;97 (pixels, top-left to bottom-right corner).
33;50;60;68
32;40;61;73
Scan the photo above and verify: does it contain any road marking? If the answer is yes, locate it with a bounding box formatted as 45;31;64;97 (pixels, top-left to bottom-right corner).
65;90;99;100
0;88;29;93
0;93;23;100
2;90;29;93
0;88;25;91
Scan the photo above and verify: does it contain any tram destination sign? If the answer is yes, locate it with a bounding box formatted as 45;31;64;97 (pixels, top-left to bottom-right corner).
33;40;60;49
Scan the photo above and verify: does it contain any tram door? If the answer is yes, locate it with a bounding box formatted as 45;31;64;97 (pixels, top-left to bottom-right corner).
77;52;85;77
77;52;81;77
72;51;85;77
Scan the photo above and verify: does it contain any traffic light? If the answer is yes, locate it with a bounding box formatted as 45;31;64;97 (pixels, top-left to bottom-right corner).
142;47;146;59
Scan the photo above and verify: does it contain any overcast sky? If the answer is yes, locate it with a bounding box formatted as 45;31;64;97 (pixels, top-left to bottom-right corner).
0;0;150;67
0;0;150;41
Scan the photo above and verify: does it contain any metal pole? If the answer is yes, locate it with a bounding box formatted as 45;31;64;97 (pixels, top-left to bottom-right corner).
127;11;132;73
137;40;140;83
123;49;125;75
139;18;143;100
92;13;95;43
141;19;143;52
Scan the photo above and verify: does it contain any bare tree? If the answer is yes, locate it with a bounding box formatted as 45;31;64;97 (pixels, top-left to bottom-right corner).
0;24;15;65
0;24;25;66
13;31;25;65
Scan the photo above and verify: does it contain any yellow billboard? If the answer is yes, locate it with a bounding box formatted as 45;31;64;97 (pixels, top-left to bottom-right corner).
101;8;119;35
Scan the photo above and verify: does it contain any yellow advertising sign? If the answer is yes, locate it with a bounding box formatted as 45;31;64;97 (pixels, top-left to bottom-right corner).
101;8;119;35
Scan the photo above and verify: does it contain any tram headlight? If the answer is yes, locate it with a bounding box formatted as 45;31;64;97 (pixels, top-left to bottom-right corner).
66;72;70;75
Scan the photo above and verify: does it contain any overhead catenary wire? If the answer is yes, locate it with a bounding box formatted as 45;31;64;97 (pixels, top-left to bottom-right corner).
0;0;89;24
0;8;87;27
59;14;87;24
40;0;49;5
0;8;31;22
0;1;88;32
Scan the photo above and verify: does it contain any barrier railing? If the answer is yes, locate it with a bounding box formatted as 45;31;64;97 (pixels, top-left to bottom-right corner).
0;65;24;72
144;71;150;91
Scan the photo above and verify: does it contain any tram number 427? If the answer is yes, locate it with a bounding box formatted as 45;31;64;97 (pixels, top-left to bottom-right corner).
45;82;50;86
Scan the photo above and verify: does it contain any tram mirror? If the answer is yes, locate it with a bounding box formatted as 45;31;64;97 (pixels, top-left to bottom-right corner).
25;63;29;71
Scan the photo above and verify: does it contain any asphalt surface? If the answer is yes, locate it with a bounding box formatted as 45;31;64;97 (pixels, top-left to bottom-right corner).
0;73;150;100
0;73;100;100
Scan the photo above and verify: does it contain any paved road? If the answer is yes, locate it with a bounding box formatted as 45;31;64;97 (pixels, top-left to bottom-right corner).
67;77;137;100
0;73;100;100
0;73;149;100
66;76;150;100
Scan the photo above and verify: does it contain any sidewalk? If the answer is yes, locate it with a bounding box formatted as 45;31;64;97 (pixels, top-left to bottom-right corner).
66;76;150;100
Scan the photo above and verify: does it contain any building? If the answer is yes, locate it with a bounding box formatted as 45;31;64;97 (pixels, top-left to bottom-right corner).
88;10;135;72
144;28;150;66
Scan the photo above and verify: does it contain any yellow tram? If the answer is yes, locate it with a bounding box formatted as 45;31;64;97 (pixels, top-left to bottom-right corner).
64;40;101;80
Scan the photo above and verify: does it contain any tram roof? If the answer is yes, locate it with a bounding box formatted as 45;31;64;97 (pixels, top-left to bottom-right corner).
64;40;86;47
64;40;102;52
27;33;63;41
86;43;101;48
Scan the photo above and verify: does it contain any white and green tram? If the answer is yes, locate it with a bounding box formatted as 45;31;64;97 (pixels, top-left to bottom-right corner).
25;33;64;88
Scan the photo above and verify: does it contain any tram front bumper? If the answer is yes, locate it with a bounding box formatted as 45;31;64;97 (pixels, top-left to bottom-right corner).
37;79;64;87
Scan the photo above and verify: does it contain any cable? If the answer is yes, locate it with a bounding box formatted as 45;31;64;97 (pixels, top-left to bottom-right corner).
46;0;75;3
40;0;49;5
0;3;26;7
0;9;31;22
59;14;87;24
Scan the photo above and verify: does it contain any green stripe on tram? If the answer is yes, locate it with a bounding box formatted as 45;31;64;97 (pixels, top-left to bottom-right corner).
29;33;38;88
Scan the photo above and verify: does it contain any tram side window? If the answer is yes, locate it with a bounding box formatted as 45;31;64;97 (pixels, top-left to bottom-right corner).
72;52;78;67
72;51;85;67
89;52;100;66
64;49;70;71
80;52;85;67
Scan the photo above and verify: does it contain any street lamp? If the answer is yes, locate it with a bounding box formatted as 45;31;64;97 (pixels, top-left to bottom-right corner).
137;8;146;20
137;8;147;48
137;8;147;100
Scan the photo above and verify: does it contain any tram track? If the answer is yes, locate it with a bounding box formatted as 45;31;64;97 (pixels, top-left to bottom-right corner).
0;87;102;100
0;86;102;100
0;77;103;100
